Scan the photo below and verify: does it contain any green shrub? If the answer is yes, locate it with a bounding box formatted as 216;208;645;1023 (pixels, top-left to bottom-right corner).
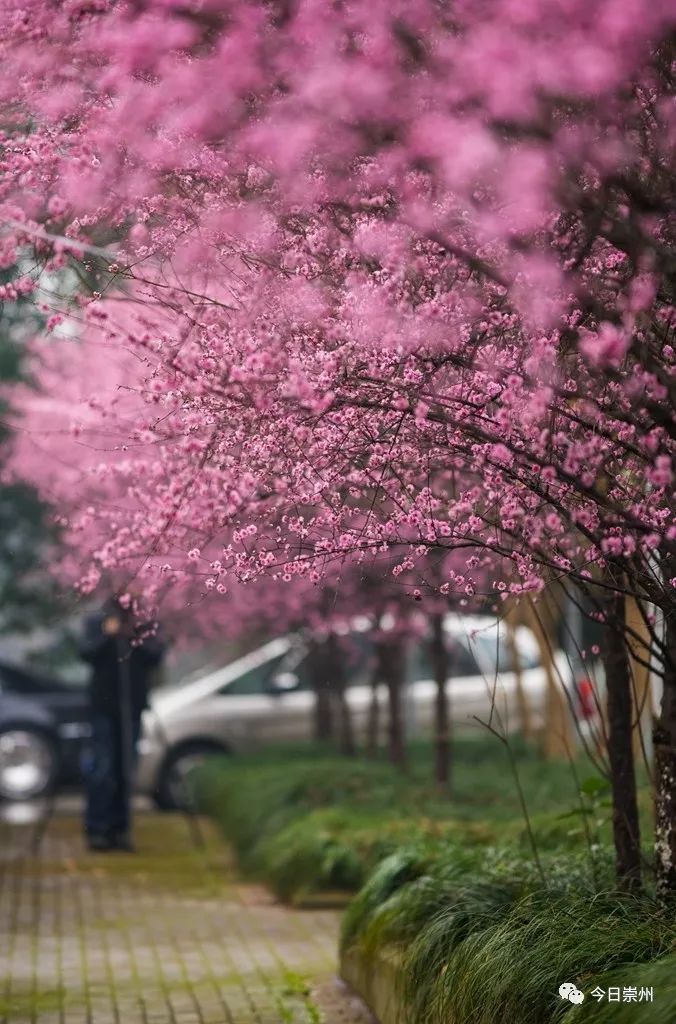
255;811;368;900
195;737;652;905
194;742;506;900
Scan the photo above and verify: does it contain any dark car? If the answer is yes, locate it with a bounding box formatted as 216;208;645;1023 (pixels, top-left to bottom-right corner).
0;661;90;801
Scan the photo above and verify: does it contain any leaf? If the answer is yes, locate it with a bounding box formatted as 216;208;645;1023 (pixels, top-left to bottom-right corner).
580;776;610;798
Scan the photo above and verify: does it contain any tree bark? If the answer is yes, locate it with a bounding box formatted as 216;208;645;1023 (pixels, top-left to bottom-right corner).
366;652;381;757
308;638;334;742
314;685;334;742
319;631;355;756
336;688;356;755
624;596;653;760
602;594;642;892
430;612;451;792
655;607;676;903
381;637;407;769
327;633;356;757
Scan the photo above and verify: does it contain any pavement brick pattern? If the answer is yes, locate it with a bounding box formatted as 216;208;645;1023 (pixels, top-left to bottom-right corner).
0;808;373;1024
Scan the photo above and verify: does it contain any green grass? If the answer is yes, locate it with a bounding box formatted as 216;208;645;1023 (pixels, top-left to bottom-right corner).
195;733;653;901
274;971;324;1024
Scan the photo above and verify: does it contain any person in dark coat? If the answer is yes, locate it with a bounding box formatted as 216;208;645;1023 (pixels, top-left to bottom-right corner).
79;596;165;851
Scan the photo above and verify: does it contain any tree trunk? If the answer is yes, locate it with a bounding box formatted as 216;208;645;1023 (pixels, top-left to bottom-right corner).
602;594;642;892
336;688;356;756
624;596;653;761
366;653;381;757
430;612;451;792
309;639;334;742
326;632;355;756
381;638;407;769
655;609;676;903
314;685;334;743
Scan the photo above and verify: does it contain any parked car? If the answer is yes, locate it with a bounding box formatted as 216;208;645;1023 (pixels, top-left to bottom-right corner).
138;615;560;809
0;660;90;801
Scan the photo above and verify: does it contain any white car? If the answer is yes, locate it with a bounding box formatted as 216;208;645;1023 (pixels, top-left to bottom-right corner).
137;615;557;809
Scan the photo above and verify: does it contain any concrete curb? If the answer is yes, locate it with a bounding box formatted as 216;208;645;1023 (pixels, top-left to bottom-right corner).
340;946;407;1024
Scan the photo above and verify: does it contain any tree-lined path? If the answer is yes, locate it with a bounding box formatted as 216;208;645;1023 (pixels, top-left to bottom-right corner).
0;807;371;1024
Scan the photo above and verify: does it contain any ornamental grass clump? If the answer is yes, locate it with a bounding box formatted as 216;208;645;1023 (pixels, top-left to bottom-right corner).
341;842;674;1024
403;890;674;1024
342;848;515;960
341;849;432;952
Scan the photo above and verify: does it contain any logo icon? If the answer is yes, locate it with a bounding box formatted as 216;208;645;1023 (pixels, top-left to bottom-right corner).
559;983;585;1005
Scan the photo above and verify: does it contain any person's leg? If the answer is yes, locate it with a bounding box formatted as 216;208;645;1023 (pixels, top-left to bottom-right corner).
83;713;117;847
109;715;141;849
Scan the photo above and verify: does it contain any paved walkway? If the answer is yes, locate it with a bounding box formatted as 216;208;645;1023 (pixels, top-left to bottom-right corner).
0;805;373;1024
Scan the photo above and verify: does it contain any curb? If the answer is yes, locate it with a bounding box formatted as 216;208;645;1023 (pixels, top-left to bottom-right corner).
340;946;407;1024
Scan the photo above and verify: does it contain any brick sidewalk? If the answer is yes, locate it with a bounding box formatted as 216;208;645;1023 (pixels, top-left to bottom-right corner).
0;808;373;1024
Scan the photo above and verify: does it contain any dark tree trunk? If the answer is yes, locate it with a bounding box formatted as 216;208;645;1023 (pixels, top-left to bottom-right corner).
366;651;381;757
327;632;356;757
655;607;676;903
430;612;451;792
336;688;356;756
602;594;642;892
314;685;334;743
381;638;407;769
308;639;334;742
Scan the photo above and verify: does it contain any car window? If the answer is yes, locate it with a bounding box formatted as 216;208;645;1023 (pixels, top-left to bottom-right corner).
225;633;376;695
306;632;375;690
219;653;286;696
451;640;481;676
224;643;320;695
0;662;75;694
470;632;540;673
276;643;314;690
343;632;374;687
409;637;480;682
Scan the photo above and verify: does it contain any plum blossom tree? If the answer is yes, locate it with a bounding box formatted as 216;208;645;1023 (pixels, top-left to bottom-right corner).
1;0;675;894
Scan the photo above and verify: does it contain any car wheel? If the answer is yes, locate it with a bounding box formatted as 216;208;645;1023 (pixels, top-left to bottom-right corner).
0;727;57;802
153;741;226;812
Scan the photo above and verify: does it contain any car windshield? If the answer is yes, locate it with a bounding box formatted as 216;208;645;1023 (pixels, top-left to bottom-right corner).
221;653;288;695
220;633;375;694
409;637;480;681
